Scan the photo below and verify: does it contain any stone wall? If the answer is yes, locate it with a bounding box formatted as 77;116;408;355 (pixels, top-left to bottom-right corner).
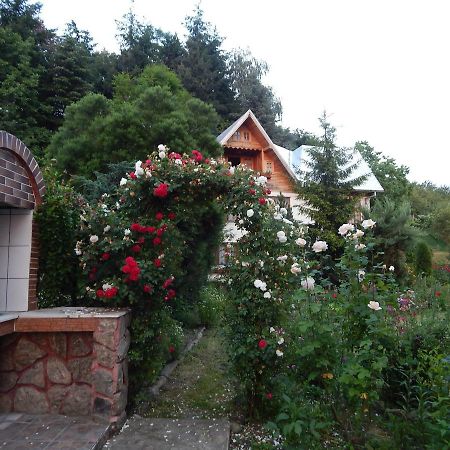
0;314;130;426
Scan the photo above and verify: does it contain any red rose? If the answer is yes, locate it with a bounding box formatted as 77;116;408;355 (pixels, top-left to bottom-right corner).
153;237;162;246
162;278;173;289
129;172;137;179
205;158;210;164
249;180;255;186
143;284;153;293
266;392;273;400
131;223;141;232
154;183;169;198
169;345;175;353
169;152;182;160
131;245;141;253
125;256;137;266
332;293;337;299
435;291;441;297
146;226;156;234
121;265;131;274
265;189;271;195
258;339;267;349
156;212;164;221
168;212;176;220
192;149;203;162
156;228;164;237
248;189;256;195
101;253;110;261
154;258;162;268
167;289;176;299
138;237;145;244
96;289;104;298
258;198;267;205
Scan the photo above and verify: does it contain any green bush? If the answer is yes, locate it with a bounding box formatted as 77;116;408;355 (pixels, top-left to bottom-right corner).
415;241;432;276
35;166;81;307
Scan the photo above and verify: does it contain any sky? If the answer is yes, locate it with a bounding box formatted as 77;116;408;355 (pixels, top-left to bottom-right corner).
37;0;450;187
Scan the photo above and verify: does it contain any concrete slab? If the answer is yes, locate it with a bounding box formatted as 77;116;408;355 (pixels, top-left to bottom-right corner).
0;413;110;449
104;417;230;450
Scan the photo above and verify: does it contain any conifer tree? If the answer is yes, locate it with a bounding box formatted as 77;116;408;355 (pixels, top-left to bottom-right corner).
296;112;367;255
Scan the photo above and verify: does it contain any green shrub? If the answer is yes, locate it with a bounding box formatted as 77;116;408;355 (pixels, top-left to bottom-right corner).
35;166;81;307
415;241;432;276
198;284;227;327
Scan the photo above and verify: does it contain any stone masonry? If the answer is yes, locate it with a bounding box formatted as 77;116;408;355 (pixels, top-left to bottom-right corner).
0;311;131;427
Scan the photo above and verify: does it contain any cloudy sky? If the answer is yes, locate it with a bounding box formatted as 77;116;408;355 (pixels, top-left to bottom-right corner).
37;0;450;186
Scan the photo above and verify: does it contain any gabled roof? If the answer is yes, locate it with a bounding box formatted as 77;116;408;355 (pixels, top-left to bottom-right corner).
217;109;275;148
217;111;384;193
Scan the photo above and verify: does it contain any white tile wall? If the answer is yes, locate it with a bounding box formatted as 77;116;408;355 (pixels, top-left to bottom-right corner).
0;209;33;312
7;279;29;311
0;279;7;311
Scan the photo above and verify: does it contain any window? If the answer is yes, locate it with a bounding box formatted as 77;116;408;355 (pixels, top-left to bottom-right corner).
265;161;273;173
233;131;241;140
229;156;241;167
243;131;250;141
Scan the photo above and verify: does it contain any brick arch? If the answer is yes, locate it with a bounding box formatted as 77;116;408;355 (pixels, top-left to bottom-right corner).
0;131;45;208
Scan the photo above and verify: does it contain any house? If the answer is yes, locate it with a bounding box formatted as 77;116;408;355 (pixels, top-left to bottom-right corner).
217;110;383;224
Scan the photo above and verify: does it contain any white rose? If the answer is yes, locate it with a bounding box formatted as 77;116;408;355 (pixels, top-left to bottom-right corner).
229;166;235;175
338;223;354;236
274;213;283;220
358;269;366;281
241;261;250;267
124;229;131;236
119;177;127;186
247;209;254;218
276;349;284;357
102;283;112;291
301;276;315;290
159;151;166;159
280;208;288;216
89;235;99;244
135;161;144;177
290;263;302;275
382;264;387;270
295;238;306;247
355;243;366;250
312;241;328;253
278;337;284;345
283;218;293;225
254;279;263;289
259;282;267;291
277;255;288;262
75;248;82;256
158;144;166;151
368;301;382;311
276;231;286;239
269;327;275;333
362;219;376;229
354;229;364;238
175;159;182;165
389;265;395;272
255;175;267;186
103;225;111;233
278;235;287;243
263;291;271;299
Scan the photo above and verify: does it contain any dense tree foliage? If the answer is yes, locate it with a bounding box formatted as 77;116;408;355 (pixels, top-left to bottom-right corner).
295;113;367;255
47;65;221;176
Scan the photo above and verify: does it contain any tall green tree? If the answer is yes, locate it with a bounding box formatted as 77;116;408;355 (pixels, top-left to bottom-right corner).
296;112;367;255
355;141;411;204
178;7;237;121
47;65;221;177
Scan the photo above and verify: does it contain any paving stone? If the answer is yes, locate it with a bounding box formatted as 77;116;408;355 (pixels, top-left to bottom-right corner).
104;417;229;450
14;337;46;370
17;361;45;388
0;413;109;450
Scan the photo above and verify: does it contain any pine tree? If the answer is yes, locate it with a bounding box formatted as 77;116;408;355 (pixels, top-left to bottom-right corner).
296;112;367;255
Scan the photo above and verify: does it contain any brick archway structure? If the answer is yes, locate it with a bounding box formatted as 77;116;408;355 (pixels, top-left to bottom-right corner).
0;131;45;311
0;131;45;208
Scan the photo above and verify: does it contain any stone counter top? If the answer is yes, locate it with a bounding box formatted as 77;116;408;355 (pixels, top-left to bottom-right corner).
17;307;130;319
0;313;19;324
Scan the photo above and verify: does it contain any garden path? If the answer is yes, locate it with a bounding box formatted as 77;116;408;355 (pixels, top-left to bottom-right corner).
103;329;233;449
